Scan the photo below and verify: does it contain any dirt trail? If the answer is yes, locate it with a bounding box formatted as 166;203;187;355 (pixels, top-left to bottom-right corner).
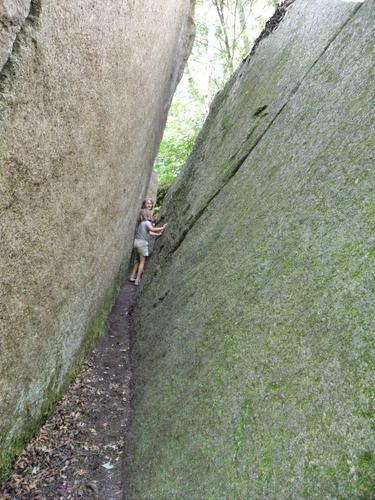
0;281;137;499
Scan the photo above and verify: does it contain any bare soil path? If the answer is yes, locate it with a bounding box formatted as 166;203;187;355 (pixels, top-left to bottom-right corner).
0;281;137;499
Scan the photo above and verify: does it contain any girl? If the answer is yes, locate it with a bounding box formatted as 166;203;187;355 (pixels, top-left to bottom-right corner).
141;198;156;226
142;198;154;211
129;209;167;285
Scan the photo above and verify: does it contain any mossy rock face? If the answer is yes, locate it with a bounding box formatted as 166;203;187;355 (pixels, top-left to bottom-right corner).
130;0;375;497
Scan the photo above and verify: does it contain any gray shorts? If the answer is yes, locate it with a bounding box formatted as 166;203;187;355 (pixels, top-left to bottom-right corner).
134;238;149;257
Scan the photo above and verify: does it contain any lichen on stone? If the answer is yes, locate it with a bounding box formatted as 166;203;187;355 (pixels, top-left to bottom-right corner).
129;0;375;497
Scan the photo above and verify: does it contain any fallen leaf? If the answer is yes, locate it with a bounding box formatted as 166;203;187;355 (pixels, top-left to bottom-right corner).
101;462;114;470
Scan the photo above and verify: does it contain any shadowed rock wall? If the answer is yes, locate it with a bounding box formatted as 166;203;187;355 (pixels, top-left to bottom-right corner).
0;0;194;473
130;0;375;497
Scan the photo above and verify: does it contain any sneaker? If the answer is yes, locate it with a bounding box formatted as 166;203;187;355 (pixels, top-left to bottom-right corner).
134;278;141;286
128;275;136;282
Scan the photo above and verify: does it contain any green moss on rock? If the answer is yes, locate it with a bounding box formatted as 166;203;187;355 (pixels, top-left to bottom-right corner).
129;1;375;498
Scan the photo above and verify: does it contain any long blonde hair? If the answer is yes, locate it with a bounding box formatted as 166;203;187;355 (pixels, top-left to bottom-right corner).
138;208;153;223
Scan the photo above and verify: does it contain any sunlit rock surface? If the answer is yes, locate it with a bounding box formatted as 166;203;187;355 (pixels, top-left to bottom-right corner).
130;0;375;497
0;0;194;473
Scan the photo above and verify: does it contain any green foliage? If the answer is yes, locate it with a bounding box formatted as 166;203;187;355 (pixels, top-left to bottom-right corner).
155;135;194;188
155;0;277;191
155;99;204;189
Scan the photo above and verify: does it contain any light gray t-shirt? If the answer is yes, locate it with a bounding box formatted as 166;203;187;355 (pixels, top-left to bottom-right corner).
135;220;153;242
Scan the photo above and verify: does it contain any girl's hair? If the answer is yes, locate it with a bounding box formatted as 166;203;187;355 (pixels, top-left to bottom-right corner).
142;199;154;208
138;208;153;223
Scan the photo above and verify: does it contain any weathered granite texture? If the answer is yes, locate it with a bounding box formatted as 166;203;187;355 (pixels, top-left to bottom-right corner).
0;0;30;70
0;0;194;475
130;0;375;497
146;169;158;206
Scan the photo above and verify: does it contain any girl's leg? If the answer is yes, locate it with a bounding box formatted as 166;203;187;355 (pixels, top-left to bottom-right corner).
130;259;139;280
136;255;146;281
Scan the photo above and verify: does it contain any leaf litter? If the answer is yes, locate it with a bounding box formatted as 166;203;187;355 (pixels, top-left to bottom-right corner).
0;282;137;499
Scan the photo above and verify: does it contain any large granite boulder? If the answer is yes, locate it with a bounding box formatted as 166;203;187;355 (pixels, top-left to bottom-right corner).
0;0;194;475
130;0;375;497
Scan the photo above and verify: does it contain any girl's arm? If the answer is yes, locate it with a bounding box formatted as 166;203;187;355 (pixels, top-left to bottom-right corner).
149;223;167;234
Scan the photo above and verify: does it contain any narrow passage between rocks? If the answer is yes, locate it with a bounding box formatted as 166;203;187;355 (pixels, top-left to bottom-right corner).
0;281;137;499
